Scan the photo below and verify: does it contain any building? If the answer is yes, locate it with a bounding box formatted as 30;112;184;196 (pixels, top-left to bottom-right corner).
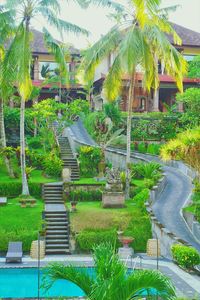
29;29;84;102
93;23;200;112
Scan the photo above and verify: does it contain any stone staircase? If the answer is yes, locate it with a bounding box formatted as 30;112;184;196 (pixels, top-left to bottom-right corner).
43;183;70;255
58;137;80;181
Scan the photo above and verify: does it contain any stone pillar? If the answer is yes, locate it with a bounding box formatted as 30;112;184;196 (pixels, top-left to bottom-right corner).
152;88;160;112
178;102;184;112
34;56;39;80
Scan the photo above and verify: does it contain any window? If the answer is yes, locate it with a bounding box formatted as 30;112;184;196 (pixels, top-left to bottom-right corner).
39;62;59;80
183;55;196;62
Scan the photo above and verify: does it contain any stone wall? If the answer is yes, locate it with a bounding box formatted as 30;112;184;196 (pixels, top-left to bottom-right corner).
183;211;200;242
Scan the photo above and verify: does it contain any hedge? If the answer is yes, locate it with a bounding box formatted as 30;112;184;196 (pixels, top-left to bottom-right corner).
0;228;38;252
68;189;102;202
0;182;42;198
76;229;117;252
171;244;200;269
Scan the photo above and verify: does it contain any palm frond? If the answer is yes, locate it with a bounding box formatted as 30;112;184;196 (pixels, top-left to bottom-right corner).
103;53;123;101
81;25;122;82
81;0;124;12
38;6;89;37
2;22;32;100
43;28;70;85
38;0;61;14
43;263;94;296
125;269;176;300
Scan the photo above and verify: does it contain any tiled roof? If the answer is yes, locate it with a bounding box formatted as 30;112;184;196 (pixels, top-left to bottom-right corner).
31;29;79;55
169;23;200;47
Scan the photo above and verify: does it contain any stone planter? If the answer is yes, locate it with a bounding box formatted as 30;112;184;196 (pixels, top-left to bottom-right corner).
121;236;134;248
71;201;78;212
102;192;125;208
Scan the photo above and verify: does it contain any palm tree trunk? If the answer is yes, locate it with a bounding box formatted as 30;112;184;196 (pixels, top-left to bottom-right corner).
33;98;38;137
125;73;135;200
20;96;29;195
0;98;15;178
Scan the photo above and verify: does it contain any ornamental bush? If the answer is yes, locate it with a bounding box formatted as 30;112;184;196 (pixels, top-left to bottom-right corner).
0;182;42;198
68;189;102;202
171;244;200;269
76;229;117;252
78;146;102;177
43;152;63;177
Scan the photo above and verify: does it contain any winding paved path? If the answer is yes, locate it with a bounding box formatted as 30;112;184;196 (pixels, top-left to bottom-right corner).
68;120;200;252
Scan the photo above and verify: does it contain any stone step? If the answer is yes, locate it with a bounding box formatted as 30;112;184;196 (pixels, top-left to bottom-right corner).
45;211;67;215
46;219;68;223
47;226;68;231
46;239;69;244
46;230;68;235
46;234;68;239
45;249;70;255
45;214;67;218
45;201;64;205
44;196;63;199
46;243;69;249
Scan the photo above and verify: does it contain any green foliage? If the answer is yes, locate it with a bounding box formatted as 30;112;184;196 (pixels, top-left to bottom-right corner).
132;162;161;181
188;55;200;79
104;102;122;128
137;142;146;153
195;204;200;223
78;146;102;177
43;152;63;177
76;229;117;252
146;143;161;155
27;136;41;149
171;244;200;269
4;107;34;137
0;182;42;198
27;150;46;169
131;116;179;141
132;188;149;208
68;189;102;202
176;88;200;126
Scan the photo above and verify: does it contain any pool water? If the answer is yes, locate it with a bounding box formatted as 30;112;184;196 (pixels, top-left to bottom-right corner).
0;267;85;298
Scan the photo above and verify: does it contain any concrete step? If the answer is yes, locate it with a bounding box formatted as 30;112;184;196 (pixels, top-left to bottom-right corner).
46;234;68;239
45;249;70;255
46;239;69;244
46;230;68;235
47;220;68;225
46;243;69;249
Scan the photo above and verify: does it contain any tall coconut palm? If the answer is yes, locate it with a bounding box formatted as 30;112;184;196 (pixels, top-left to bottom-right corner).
0;7;15;177
44;243;176;299
81;0;187;199
1;0;89;196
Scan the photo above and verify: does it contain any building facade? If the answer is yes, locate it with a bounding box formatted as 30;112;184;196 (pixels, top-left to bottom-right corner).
93;23;200;112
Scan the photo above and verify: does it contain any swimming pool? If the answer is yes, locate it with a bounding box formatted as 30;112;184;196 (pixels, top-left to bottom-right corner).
0;267;85;298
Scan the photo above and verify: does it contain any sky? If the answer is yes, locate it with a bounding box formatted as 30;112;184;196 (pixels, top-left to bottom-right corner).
1;0;200;49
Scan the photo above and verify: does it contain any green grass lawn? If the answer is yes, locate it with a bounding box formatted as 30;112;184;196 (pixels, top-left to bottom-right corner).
183;205;196;214
0;163;58;184
70;198;151;252
0;198;43;252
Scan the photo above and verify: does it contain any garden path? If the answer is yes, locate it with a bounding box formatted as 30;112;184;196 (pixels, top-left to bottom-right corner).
68;120;200;252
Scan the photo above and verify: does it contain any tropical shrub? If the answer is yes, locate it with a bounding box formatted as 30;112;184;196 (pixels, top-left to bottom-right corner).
171;244;200;269
27;136;41;149
132;162;161;181
138;142;146;153
68;189;102;202
132;188;149;208
195;204;200;223
43;152;63;177
104;102;122;128
176;88;200;127
78;146;102;177
146;143;161;155
160;127;200;174
0;182;42;198
76;229;117;252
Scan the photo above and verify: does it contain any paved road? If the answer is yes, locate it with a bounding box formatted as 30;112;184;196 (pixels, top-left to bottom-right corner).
69;120;200;252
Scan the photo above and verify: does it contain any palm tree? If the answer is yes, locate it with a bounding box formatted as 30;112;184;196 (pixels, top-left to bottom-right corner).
1;0;89;196
0;6;16;177
43;243;176;299
80;0;187;199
